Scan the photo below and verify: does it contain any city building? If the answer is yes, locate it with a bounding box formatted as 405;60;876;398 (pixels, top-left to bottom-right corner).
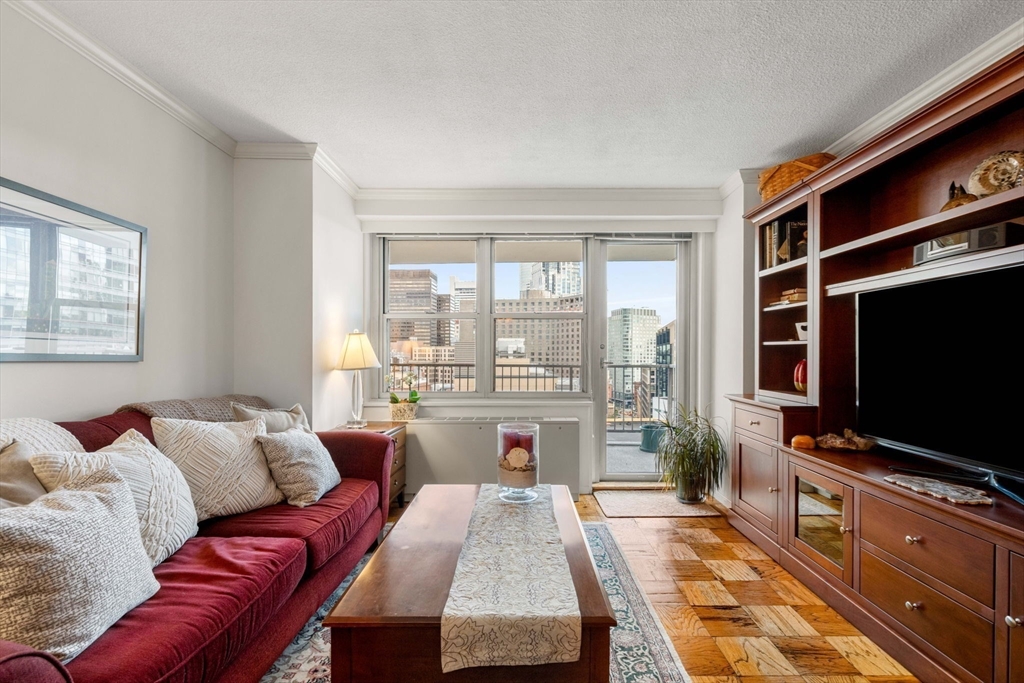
388;269;437;345
607;307;660;407
655;320;675;399
519;261;582;298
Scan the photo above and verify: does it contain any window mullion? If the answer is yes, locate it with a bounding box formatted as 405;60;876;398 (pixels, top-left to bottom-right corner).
478;237;493;398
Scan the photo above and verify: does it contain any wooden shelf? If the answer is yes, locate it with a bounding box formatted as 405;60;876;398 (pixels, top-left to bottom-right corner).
762;301;808;313
758;257;808;278
825;243;1024;297
763;340;807;346
757;388;808;404
820;187;1024;259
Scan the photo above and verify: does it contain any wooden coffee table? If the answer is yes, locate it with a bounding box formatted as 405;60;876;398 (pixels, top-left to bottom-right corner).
325;484;616;683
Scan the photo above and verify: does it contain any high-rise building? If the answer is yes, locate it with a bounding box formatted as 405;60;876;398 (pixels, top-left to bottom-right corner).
494;290;582;390
655;320;675;398
435;293;453;346
388;269;437;346
607;307;660;405
448;276;477;345
521;262;582;298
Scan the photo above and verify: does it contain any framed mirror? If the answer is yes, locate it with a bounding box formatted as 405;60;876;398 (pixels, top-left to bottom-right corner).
0;178;147;362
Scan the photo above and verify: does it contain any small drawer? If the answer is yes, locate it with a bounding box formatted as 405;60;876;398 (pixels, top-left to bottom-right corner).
391;445;406;474
735;407;778;442
390;466;406;500
861;550;993;682
860;494;994;607
390;427;406;451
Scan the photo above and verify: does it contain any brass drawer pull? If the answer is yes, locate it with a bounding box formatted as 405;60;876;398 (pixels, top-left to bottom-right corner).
768;486;779;493
839;526;851;534
748;420;760;426
905;601;923;611
1007;616;1023;627
905;535;922;544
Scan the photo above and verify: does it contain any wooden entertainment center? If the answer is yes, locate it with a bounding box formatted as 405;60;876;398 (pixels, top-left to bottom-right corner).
727;49;1024;683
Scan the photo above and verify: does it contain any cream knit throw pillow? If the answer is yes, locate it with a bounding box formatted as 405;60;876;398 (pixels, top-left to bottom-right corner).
152;417;283;521
257;428;341;507
0;466;159;662
31;429;198;566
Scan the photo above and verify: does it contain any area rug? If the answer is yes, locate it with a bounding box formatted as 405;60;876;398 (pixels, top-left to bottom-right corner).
594;489;719;518
799;492;841;516
261;522;690;683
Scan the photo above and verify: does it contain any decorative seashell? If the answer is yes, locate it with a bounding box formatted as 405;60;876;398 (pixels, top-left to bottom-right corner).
968;151;1024;198
506;447;529;469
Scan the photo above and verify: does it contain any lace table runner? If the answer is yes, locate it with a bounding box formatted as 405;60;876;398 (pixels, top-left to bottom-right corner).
440;484;581;673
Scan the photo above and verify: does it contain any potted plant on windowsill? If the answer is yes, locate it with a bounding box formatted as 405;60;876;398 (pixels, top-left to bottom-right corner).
655;405;728;504
386;373;420;421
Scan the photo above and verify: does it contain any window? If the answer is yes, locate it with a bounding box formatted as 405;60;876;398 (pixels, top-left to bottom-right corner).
377;237;586;396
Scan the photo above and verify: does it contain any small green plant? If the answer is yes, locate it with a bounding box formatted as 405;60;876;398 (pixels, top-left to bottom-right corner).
385;373;420;404
655;404;728;503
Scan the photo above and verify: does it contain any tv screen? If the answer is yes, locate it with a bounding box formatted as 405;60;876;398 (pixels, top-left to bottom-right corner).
857;265;1024;476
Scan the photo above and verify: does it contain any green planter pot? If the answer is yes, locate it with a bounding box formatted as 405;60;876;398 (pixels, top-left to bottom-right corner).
639;425;667;453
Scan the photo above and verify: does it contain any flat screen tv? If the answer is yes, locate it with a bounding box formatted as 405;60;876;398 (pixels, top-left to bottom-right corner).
857;265;1024;497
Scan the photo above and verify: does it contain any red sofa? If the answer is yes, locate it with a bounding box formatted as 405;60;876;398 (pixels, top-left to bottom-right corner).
0;410;393;683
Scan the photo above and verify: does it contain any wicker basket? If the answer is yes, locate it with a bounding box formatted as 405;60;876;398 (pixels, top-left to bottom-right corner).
758;153;836;201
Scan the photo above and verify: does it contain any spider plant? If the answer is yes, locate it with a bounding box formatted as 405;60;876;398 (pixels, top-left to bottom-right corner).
655;404;728;504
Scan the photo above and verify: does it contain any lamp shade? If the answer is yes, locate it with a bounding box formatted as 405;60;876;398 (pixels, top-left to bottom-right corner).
336;330;381;370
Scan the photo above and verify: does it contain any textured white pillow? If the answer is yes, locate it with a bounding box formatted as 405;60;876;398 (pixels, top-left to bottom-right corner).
151;417;283;522
30;429;198;566
231;402;312;433
0;466;159;662
257;428;341;507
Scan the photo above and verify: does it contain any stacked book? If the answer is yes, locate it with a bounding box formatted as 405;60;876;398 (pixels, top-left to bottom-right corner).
767;288;808;306
763;219;809;269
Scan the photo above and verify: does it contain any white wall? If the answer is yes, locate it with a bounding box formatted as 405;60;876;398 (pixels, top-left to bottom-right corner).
0;3;235;421
709;172;759;506
232;159;314;415
311;164;363;430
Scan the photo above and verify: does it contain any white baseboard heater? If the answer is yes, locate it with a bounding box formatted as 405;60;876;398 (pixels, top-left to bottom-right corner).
405;417;580;498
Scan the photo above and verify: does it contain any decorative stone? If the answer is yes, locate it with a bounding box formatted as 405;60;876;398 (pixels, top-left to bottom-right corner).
884;474;994;505
507;447;529;469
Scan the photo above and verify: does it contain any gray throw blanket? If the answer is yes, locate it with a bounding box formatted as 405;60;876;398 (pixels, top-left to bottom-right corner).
115;394;273;422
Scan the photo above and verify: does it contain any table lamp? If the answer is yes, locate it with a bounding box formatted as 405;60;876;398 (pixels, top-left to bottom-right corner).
336;330;381;428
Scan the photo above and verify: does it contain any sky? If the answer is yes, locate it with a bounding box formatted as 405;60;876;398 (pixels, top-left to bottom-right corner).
391;259;677;326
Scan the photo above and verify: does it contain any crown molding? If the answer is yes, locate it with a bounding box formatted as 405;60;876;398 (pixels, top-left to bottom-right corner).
361;219;717;234
718;169;761;198
353;187;721;202
313;148;360;198
5;0;238;157
825;18;1024;158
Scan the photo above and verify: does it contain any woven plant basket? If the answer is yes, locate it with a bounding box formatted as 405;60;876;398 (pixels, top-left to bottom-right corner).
758;153;836;201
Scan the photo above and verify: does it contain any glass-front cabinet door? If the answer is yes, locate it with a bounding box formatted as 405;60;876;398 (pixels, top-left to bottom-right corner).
787;462;854;585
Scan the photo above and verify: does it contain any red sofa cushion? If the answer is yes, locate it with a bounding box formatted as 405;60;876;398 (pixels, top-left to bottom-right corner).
198;478;378;573
64;536;305;683
57;411;154;451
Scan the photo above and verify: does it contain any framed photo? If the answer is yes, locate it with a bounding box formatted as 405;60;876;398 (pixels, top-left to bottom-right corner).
0;178;147;362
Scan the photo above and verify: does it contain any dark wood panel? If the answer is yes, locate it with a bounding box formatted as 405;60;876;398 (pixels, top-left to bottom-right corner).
390;465;406;501
861;550;994;683
861;493;995;607
1010;552;1024;682
392;445;406;474
735;434;779;533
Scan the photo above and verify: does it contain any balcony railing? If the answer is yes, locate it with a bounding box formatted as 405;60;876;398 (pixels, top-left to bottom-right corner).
605;363;674;432
389;362;582;393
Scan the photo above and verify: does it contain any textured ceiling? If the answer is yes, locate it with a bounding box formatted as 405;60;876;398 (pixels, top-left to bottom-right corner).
47;0;1022;189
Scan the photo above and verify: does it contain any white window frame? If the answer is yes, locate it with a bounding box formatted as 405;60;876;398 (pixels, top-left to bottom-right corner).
370;235;590;400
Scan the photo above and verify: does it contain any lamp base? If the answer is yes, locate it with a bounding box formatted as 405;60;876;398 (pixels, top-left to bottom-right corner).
345;419;367;429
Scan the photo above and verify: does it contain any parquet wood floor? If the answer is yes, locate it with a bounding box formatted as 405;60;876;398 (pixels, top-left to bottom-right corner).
388;492;918;682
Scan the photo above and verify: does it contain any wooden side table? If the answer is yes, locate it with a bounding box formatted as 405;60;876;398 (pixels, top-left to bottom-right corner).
358;421;407;508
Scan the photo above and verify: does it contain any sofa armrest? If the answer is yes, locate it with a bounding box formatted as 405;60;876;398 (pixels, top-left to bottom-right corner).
316;430;394;531
0;640;72;683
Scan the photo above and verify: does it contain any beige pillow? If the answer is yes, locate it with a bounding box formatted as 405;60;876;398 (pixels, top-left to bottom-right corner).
257;429;341;507
31;430;198;566
0;466;159;662
0;439;48;508
231;402;311;433
151;417;283;522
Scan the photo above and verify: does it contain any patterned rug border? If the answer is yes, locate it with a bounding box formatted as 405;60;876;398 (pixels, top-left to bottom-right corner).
594;490;720;518
260;521;691;683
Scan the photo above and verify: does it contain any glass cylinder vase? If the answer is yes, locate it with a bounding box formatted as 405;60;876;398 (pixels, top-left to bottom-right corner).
497;422;539;503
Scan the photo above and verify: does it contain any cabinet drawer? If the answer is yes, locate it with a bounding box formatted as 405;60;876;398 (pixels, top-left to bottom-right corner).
861;550;993;682
735;408;778;442
390;466;406;501
860;494;994;607
392;445;406;474
390;428;406;451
